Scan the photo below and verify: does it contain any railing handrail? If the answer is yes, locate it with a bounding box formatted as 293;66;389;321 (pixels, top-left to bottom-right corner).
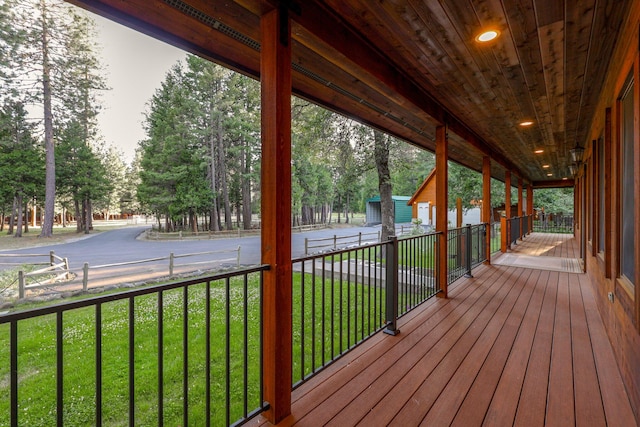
0;264;270;323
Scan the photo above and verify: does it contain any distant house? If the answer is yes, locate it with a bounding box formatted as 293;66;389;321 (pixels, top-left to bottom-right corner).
407;169;437;226
365;195;413;225
407;168;483;227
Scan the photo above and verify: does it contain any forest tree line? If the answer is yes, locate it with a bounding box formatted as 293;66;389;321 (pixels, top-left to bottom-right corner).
0;1;574;238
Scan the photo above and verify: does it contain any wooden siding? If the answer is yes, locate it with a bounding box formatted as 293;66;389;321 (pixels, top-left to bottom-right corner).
252;250;636;426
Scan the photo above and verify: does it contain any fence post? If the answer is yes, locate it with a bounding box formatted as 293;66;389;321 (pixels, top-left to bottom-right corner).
50;250;55;266
333;235;337;250
358;232;362;245
304;238;308;255
18;271;25;299
384;236;400;336
236;246;241;267
464;224;473;278
83;263;89;292
64;258;70;280
169;253;174;276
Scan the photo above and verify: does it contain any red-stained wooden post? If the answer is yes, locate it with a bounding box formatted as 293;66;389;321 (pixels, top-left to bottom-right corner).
517;178;523;217
261;6;292;423
436;125;448;298
505;170;512;248
527;184;533;234
482;156;492;263
518;177;523;239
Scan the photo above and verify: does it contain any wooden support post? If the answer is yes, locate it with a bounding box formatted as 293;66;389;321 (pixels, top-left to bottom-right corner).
261;6;293;423
505;171;512;246
482;156;491;263
517;178;523;217
436;125;448;298
527;184;533;234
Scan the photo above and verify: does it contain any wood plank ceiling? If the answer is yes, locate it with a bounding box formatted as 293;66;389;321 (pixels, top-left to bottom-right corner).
67;0;631;185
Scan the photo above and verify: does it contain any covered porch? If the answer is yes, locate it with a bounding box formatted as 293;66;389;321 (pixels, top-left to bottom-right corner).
256;233;635;426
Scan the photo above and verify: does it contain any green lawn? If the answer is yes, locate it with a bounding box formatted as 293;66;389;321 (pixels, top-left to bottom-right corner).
0;270;392;426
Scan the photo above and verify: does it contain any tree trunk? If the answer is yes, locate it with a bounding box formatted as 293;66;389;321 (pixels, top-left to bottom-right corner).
241;143;252;230
8;197;15;235
14;194;23;238
75;198;83;233
217;117;232;230
374;130;394;242
209;125;220;232
24;199;29;233
87;198;93;231
345;194;350;224
39;6;55;238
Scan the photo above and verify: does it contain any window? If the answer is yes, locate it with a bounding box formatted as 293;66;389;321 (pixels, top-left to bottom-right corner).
620;76;635;288
598;136;605;254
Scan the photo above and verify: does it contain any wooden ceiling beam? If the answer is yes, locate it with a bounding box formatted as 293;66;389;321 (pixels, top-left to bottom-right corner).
281;0;525;180
532;179;575;189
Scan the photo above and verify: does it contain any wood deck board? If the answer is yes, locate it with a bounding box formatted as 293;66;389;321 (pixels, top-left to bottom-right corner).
545;271;575;426
385;267;529;426
323;266;514;426
512;232;578;258
418;268;537;427
253;236;637;427
569;273;606;426
461;269;550;427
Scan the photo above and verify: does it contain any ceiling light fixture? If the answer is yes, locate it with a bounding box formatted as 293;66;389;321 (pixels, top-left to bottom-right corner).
547;173;553;177
535;149;544;154
542;164;550;168
519;120;534;127
475;30;500;43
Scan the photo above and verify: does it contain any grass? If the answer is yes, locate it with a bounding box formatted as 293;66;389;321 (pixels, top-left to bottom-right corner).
0;277;263;426
0;268;396;426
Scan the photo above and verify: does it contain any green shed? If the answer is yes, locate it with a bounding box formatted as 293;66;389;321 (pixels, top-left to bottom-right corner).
365;195;413;225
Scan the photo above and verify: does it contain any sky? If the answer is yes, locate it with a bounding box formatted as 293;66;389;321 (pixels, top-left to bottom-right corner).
92;14;186;164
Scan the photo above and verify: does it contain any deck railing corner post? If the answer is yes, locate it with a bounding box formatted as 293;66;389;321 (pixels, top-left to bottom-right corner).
384;236;400;336
464;224;473;278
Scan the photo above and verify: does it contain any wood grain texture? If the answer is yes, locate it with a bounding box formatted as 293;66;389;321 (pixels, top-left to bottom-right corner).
253;241;636;426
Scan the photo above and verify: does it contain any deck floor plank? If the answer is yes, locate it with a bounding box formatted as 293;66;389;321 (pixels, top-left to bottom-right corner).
568;273;607;426
419;268;538;427
386;267;531;426
512;271;559;426
545;271;575;426
479;269;550;427
253;234;637;427
323;266;515;426
451;270;547;427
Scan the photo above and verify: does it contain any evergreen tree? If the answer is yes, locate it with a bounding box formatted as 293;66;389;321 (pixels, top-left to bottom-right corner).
5;0;107;236
0;100;44;237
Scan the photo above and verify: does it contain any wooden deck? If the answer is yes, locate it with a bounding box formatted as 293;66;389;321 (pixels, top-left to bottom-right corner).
253;234;637;426
509;231;580;258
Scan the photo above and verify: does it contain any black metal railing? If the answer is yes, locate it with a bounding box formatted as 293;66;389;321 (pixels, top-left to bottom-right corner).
533;215;574;234
291;242;388;386
0;266;269;427
508;216;521;246
446;224;488;284
291;232;443;387
490;222;501;253
396;232;440;317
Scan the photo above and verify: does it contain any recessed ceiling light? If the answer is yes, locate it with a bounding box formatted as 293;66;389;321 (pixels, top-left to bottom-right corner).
547;173;553;177
475;30;500;43
562;177;568;180
542;164;550;168
519;120;534;127
535;149;544;154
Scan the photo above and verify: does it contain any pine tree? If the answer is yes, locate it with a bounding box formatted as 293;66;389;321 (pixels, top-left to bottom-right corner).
5;0;107;237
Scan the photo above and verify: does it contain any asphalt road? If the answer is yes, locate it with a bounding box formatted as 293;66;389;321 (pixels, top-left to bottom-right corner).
0;224;379;273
